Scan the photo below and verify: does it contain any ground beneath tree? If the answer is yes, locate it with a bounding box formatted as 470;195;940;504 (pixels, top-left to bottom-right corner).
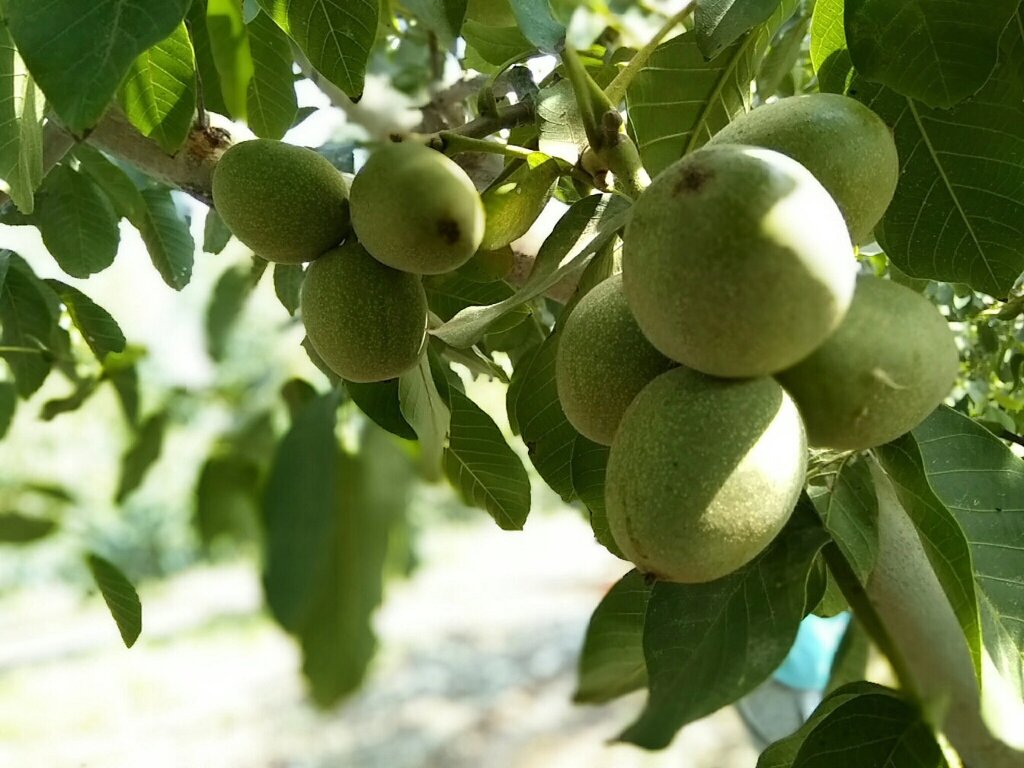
0;512;759;767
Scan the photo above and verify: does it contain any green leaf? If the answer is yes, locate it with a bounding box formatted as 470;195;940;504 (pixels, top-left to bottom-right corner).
0;380;15;438
34;165;120;278
206;263;254;361
45;281;126;362
86;553;142;649
913;406;1024;714
194;453;261;547
345;378;416;440
695;0;785;59
620;499;829;749
808;456;878;583
508;0;564;52
506;332;577;499
424;272;515;320
186;0;231;117
791;685;948;767
401;0;468;42
444;388;531;530
206;0;254;119
116;411;170;504
137;188;195;290
874;434;982;683
300;428;414;705
256;0;378;99
262;390;341;631
536;80;589;164
119;23;197;153
263;394;412;704
272;262;303;315
41;378;100;421
0;22;43;214
203;209;233;254
570;436;620;557
398;354;451;481
246;11;298;139
6;0;191;133
0;254;54;398
73;146;145;222
479;154;560;251
102;348;142;426
432;194;628;348
0;512;56;543
758;681;901;767
627;0;797;178
574;569;652;704
757;12;810;99
845;0;1017;109
845;13;1024;296
461;20;533;66
809;0;854;94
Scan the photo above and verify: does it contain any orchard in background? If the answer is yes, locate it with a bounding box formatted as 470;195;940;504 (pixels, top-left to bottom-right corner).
0;1;1023;766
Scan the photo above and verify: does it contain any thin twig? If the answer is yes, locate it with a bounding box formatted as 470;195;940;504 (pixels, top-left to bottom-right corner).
605;0;697;105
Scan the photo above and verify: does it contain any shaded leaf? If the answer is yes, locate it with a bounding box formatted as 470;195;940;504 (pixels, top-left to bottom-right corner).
73;145;145;222
46;281;126;361
203;209;233;254
206;263;254;361
273;262;304;315
570;436;620;557
102;348;143;426
206;0;254;119
432;194;628;348
757;12;810;99
345;378;416;440
620;499;829;749
0;22;43;213
424;272;515;321
574;569;652;704
847;14;1024;296
913;406;1024;712
695;0;785;59
116;411;170;504
402;0;468;42
444;388;531;530
119;22;197;153
256;0;378;99
809;0;853;94
791;685;948;766
41;378;100;421
461;20;533;66
874;434;982;682
86;553;142;648
6;0;191;133
845;0;1016;109
0;254;54;398
808;456;878;583
627;0;797;178
398;354;451;481
195;453;261;547
246;11;298;139
137;188;195;290
0;512;56;543
34;165;120;278
0;380;14;438
508;0;564;52
758;681;900;767
186;0;231;117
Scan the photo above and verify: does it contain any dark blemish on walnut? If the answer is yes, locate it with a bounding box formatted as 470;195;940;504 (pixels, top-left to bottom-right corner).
437;217;461;244
673;166;713;195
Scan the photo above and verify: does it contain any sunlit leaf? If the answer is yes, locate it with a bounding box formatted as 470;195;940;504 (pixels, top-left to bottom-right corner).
86;553;142;648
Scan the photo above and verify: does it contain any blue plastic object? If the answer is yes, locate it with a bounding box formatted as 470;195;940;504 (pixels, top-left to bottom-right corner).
773;613;851;691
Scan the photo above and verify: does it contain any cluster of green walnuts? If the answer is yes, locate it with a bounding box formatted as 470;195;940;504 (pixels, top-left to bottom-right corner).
557;94;959;583
212;138;485;382
211;93;959;587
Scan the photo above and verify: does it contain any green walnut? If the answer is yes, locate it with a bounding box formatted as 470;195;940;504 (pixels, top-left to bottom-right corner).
606;367;807;583
776;275;959;450
350;142;485;275
301;241;428;383
623;144;857;378
555;274;676;445
708;94;899;244
212;139;350;264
